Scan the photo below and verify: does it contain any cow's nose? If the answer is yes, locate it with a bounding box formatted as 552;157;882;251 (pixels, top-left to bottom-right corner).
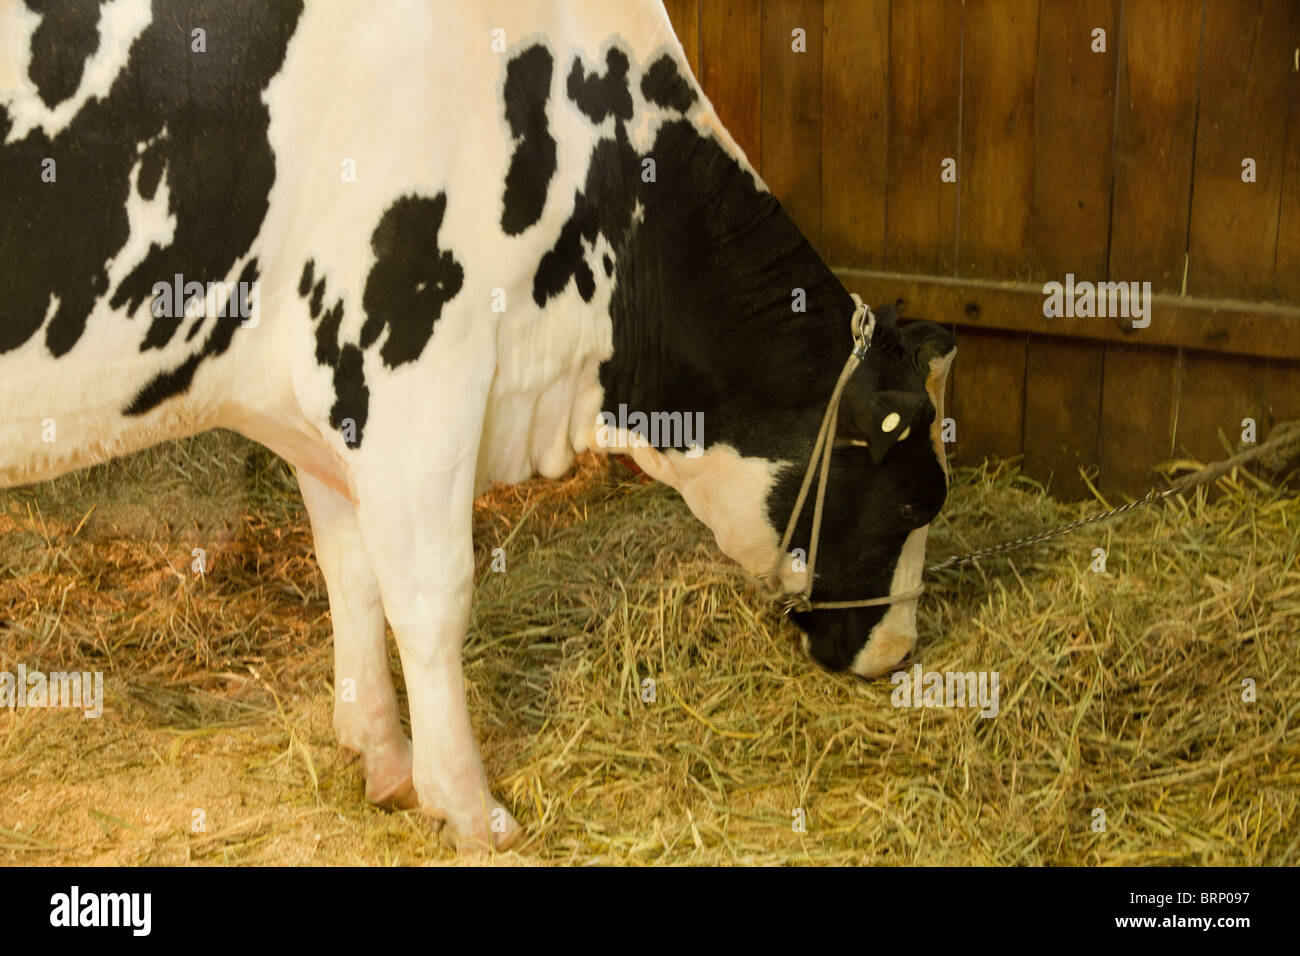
849;526;929;677
851;625;918;677
851;593;920;677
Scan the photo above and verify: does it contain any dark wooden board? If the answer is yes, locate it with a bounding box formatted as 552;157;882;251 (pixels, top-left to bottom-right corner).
821;0;890;267
761;0;824;245
661;0;701;78
949;328;1028;465
1186;0;1299;300
1023;336;1106;498
1108;0;1203;292
1174;350;1269;465
1098;344;1180;497
1030;0;1119;280
885;0;962;275
1273;17;1300;303
957;0;1039;281
700;0;763;169
1024;0;1120;499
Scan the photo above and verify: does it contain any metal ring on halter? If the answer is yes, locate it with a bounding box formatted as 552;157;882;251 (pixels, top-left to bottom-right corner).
850;297;874;360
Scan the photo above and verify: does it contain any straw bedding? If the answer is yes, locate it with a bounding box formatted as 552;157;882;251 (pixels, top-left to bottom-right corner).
1;431;1295;864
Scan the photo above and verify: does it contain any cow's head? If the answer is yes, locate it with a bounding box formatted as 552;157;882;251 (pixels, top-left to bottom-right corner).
773;316;956;677
637;312;956;679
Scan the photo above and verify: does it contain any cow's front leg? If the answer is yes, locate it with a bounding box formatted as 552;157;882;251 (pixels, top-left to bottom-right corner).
351;465;522;853
298;471;415;807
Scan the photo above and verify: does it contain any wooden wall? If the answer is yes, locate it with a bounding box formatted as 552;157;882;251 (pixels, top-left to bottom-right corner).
662;0;1300;500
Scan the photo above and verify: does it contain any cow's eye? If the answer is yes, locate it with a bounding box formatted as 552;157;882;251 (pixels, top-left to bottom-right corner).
899;503;918;524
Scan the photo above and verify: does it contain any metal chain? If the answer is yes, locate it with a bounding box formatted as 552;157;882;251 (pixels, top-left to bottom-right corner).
926;486;1171;572
926;421;1300;574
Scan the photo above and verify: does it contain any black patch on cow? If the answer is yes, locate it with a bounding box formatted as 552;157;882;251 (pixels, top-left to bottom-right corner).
0;0;303;369
500;44;556;236
603;254;614;277
25;0;107;109
330;345;369;446
533;126;639;306
295;261;366;447
316;301;343;368
297;192;467;442
529;46;861;465
532;49;642;309
567;49;634;124
359;194;464;369
533;46;703;308
596;117;856;454
298;260;315;298
138;293;183;351
640;55;696;113
534;211;591;306
309;278;326;319
126;257;261;415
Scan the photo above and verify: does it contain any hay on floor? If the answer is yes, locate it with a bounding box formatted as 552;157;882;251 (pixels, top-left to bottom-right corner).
1;431;1296;864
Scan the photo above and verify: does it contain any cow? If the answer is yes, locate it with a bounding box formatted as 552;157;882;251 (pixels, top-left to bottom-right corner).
0;0;956;851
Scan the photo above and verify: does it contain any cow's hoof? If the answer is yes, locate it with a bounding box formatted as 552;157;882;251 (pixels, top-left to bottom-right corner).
369;775;419;810
363;741;417;808
442;802;524;854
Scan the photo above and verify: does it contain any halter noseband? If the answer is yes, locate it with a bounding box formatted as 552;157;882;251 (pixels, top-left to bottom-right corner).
759;294;926;614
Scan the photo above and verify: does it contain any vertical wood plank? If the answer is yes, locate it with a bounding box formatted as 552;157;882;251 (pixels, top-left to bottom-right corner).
821;0;890;267
1023;337;1105;496
1271;23;1300;303
949;0;1038;467
761;0;824;245
949;328;1027;464
886;0;963;275
885;0;962;439
1101;0;1204;496
1264;360;1300;486
1175;351;1269;464
1186;0;1298;300
1022;0;1119;500
1108;0;1203;291
1264;359;1300;457
1177;1;1294;482
700;0;762;168
1265;361;1300;426
957;0;1039;281
1098;345;1180;497
661;0;701;78
1030;0;1118;281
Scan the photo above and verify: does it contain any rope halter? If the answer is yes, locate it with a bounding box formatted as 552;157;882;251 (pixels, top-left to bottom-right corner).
760;293;926;614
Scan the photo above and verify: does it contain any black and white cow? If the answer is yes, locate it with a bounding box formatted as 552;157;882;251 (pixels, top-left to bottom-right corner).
0;0;956;850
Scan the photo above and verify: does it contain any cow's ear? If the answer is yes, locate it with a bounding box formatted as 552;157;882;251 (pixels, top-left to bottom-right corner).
901;321;956;372
836;388;932;464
